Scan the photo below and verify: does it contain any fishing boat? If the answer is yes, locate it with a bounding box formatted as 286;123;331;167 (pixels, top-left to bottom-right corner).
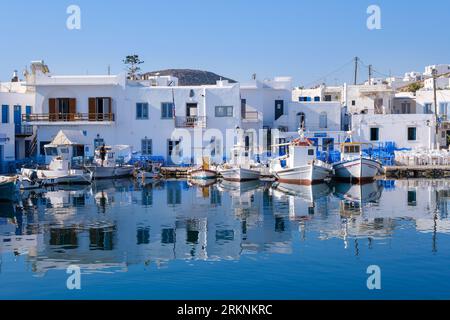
24;157;92;186
188;157;217;180
85;145;134;179
270;129;332;185
17;175;41;190
21;130;93;186
333;142;382;183
135;162;162;180
0;176;16;201
218;142;260;182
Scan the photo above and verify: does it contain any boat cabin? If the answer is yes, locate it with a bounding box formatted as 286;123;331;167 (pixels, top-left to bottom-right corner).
44;130;91;163
93;145;132;166
340;143;363;161
287;144;317;168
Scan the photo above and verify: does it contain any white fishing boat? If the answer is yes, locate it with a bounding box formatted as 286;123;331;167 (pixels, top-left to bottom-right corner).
0;176;16;201
20;130;93;186
188;157;217;180
85;145;134;179
135;162;162;180
333;142;382;183
17;175;41;190
218;142;260;182
270;129;332;185
29;157;92;186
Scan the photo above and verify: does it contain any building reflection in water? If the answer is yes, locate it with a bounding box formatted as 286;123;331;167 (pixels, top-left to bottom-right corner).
1;178;450;275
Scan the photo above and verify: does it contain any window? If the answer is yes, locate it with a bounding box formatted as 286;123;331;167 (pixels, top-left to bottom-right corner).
241;99;246;118
136;103;149;120
307;149;314;156
314;96;321;102
297;112;306;128
401;102;411;114
352;100;356;106
1;105;9;124
439;103;448;117
161;102;174;119
424;103;433;114
370;128;379;141
141;138;152;155
210;137;221;157
39;141;51;156
408;127;417;141
94;138;104;149
57;98;71;114
215;106;233;117
324;95;332;102
344;145;361;154
319;112;327;128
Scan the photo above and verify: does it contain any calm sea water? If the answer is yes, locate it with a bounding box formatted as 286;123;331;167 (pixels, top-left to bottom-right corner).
0;178;449;300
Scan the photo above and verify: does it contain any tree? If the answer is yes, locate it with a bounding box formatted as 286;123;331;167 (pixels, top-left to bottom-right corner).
406;82;423;93
123;55;144;80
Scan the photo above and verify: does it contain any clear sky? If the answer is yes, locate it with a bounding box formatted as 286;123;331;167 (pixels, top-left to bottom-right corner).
1;0;449;87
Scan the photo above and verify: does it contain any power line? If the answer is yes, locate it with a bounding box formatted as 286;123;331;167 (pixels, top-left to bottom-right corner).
301;58;355;88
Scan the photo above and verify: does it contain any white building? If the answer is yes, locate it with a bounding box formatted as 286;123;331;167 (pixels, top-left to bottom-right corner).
424;64;450;77
23;61;244;165
352;114;436;150
0;79;35;170
424;77;450;90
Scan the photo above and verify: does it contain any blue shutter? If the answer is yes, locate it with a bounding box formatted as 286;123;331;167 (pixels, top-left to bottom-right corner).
1;105;9;124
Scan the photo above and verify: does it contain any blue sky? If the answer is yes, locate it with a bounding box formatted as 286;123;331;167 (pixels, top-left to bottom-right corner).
1;0;449;87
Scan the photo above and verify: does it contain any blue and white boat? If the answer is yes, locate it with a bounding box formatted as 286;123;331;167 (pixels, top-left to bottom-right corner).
0;176;17;201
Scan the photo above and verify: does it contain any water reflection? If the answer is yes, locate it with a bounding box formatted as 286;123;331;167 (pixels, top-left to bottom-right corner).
1;179;450;275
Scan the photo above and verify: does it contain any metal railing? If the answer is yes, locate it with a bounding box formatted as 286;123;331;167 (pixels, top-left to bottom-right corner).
15;124;34;136
23;113;115;122
175;116;206;128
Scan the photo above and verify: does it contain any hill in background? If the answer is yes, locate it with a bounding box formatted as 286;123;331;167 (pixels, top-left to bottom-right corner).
142;69;236;86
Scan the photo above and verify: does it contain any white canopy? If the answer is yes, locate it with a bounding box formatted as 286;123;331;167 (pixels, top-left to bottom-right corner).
48;130;91;146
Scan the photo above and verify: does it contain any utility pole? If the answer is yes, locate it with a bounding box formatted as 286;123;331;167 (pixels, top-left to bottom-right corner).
354;57;359;85
433;68;439;149
368;64;372;85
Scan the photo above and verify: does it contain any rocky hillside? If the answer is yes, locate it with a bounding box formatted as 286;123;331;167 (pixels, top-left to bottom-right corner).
141;69;236;86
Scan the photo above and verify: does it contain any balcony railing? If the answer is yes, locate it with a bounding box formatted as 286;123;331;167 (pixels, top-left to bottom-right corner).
15;124;34;137
23;113;115;122
242;111;260;122
175;116;206;128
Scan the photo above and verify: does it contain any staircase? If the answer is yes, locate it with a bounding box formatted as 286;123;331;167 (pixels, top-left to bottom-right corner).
28;134;38;158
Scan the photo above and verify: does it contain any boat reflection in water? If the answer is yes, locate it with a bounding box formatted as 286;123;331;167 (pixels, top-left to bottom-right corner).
1;178;450;279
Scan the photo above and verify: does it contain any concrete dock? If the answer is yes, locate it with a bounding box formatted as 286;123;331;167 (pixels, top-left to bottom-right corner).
385;165;450;179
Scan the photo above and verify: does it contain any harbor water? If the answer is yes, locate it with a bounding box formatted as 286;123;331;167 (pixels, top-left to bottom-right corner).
0;178;450;299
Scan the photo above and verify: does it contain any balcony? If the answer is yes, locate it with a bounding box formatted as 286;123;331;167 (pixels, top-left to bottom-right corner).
175;116;206;128
15;125;34;137
242;111;260;122
23;113;115;124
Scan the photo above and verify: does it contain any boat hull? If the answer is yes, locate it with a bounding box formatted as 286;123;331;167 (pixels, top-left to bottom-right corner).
0;179;16;201
219;167;260;182
85;165;134;179
333;158;382;183
274;164;331;185
188;169;217;180
41;173;92;186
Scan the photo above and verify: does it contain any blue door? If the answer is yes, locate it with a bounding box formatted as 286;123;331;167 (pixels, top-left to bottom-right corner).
25;105;32;121
14;105;21;134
